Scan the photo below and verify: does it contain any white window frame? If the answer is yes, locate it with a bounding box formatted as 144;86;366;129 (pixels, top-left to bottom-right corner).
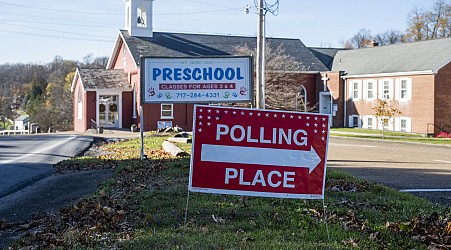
364;80;376;100
379;78;394;100
362;115;376;129
77;87;83;120
378;117;394;131
395;117;412;132
123;47;127;67
161;103;174;119
349;80;362;100
348;115;361;128
396;78;412;101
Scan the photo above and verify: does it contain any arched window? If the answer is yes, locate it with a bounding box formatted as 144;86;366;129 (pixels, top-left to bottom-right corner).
77;86;83;119
297;85;307;111
137;7;146;27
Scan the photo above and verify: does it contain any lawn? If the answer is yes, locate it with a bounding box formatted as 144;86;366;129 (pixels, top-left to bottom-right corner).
5;134;451;249
331;128;451;145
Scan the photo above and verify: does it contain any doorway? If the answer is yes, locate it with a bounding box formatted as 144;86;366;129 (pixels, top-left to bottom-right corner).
98;95;119;128
319;92;332;126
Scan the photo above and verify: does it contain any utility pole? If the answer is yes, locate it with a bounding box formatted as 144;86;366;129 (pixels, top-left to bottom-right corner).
256;0;266;109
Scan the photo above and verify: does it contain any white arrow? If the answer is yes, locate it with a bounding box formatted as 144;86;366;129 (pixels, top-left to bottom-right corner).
201;144;321;174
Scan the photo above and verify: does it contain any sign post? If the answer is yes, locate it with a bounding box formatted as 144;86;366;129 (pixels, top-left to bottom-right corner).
189;105;330;199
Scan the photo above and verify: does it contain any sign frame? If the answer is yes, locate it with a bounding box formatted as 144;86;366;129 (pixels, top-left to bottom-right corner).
189;105;330;199
140;56;253;104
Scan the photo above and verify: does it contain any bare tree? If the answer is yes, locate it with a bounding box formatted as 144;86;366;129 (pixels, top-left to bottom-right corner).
343;29;373;49
373;30;405;46
234;43;317;111
406;0;451;41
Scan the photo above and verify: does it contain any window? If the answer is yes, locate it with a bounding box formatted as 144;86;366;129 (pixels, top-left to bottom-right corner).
161;104;173;119
348;115;361;128
366;80;375;99
379;79;394;100
400;80;408;99
383;80;390;99
123;47;127;67
77;87;83;119
349;80;361;100
137;7;146;27
396;117;411;132
364;116;376;129
400;119;407;132
397;78;411;101
297;85;307;111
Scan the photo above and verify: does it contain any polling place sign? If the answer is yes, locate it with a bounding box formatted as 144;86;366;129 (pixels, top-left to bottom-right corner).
141;56;252;103
189;105;330;199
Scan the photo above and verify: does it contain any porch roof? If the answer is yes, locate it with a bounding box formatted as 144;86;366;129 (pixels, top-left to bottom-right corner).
78;68;131;90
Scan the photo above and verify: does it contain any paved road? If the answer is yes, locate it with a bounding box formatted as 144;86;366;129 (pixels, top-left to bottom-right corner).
328;137;451;206
0;134;93;198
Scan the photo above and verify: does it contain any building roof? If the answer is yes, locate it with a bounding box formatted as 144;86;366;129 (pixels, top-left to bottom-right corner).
14;115;29;122
309;47;346;70
331;38;451;76
77;68;131;90
118;30;328;72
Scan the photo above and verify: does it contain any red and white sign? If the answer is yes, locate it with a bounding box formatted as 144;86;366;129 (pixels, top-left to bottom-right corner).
189;105;330;199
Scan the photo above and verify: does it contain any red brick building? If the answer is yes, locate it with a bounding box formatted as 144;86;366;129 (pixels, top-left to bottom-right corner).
71;0;327;132
320;39;451;135
72;0;451;136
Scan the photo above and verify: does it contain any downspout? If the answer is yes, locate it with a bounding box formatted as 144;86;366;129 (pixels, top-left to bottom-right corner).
341;72;347;127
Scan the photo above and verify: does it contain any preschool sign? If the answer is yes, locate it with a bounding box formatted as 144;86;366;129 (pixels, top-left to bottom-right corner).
189;105;330;199
141;56;253;103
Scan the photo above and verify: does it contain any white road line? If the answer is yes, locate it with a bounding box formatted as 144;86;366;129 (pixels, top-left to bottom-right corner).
329;143;375;148
400;189;451;192
434;159;451;164
0;135;76;165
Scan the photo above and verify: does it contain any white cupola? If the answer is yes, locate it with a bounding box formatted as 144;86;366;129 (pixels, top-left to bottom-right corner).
124;0;154;37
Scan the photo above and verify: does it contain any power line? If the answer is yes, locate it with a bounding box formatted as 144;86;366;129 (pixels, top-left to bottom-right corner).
0;11;117;27
0;1;122;15
0;28;112;42
0;1;245;17
0;19;117;29
0;21;114;39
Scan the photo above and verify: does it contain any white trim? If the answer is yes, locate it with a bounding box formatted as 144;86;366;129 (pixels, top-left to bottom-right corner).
379;78;394;100
378;117;394;131
106;31;139;70
96;92;123;128
349;80;362;100
160;103;174;119
396;77;412;101
362;115;376;129
348;115;361;128
395;117;411;132
363;79;376;100
433;58;451;73
342;70;433;79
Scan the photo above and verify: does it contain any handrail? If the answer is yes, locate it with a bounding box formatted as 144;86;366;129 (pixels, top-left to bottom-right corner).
90;119;98;129
427;123;450;136
441;123;451;132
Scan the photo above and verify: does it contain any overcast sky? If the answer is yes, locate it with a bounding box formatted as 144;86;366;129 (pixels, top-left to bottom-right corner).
0;0;437;64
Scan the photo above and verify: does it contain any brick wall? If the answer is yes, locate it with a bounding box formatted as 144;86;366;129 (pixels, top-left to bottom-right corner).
434;62;451;134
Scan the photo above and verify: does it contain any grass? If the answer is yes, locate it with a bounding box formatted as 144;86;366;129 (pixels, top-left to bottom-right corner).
12;135;449;249
102;136;448;249
331;128;451;145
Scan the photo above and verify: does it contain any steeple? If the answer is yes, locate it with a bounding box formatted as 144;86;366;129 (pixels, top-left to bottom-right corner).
124;0;154;37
